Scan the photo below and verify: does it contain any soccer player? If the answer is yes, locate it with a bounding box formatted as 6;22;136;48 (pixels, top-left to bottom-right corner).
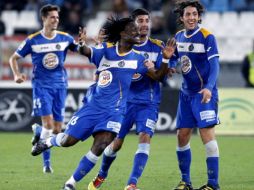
170;1;220;190
9;4;79;173
87;8;171;190
31;16;176;190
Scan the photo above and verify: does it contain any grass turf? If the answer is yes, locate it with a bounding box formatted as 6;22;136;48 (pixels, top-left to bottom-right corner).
0;133;253;190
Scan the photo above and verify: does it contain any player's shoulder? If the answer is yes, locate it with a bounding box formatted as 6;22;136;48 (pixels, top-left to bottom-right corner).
175;29;185;36
148;37;164;48
56;30;70;36
199;27;213;38
132;49;145;60
105;42;115;48
28;31;41;40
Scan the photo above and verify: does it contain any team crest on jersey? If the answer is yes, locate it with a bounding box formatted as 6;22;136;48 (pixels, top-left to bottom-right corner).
42;53;59;69
143;52;149;59
98;70;113;87
118;61;125;67
56;44;61;50
188;44;194;51
180;55;192;74
132;73;143;81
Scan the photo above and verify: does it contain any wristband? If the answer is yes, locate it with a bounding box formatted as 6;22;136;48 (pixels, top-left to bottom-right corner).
162;58;169;63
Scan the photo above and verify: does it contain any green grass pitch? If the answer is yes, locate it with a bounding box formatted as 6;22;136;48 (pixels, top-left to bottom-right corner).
0;133;253;190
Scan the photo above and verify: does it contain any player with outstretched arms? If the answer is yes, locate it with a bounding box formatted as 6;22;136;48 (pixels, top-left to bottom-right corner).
30;16;176;190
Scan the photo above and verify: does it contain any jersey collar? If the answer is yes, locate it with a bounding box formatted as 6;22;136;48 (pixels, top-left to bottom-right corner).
40;30;57;40
134;36;148;47
184;26;200;38
115;42;133;56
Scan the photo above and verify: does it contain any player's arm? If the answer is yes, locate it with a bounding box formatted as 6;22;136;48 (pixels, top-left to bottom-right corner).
9;53;27;83
146;38;176;81
199;34;220;103
78;27;92;58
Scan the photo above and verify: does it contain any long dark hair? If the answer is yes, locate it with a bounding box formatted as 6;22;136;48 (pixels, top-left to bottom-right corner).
102;16;134;44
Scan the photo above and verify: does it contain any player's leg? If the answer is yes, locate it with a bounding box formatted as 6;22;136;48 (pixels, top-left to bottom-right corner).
65;131;116;190
174;92;195;190
197;127;220;190
193;92;220;190
124;132;150;190
40;115;55;173
88;104;135;190
125;104;157;190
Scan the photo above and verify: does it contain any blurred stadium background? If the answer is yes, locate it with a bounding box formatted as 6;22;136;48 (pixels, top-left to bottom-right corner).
0;1;254;190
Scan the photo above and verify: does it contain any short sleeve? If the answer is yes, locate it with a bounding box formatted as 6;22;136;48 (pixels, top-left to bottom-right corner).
89;43;106;67
16;38;32;57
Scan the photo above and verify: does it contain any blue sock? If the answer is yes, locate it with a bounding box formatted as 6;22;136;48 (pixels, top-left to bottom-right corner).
176;149;191;184
98;154;116;178
127;153;148;185
43;149;51;167
207;157;219;187
35;126;42;137
73;151;99;182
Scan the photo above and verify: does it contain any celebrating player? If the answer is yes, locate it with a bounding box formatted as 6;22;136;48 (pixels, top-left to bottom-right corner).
170;1;220;190
88;8;174;190
9;4;79;173
30;16;176;190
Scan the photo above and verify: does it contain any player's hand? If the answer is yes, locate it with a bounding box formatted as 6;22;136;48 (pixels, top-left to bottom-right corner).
162;38;176;59
199;88;212;103
78;27;87;46
144;60;155;70
168;68;177;77
14;73;27;83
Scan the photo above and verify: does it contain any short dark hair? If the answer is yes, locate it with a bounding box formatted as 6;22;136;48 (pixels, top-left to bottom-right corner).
103;16;134;44
131;8;150;20
40;4;60;18
174;0;204;25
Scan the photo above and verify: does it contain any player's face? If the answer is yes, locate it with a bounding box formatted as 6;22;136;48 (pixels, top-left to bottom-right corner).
135;15;150;37
122;22;141;44
43;10;59;31
181;6;200;30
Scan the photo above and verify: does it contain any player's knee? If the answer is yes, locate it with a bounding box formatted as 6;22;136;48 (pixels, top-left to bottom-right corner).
136;143;150;155
177;131;191;146
60;134;78;147
104;145;117;157
205;140;219;157
112;139;123;152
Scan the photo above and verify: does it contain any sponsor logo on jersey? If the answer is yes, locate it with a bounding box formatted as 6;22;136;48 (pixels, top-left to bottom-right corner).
42;53;59;69
132;73;143;81
98;70;113;87
180;55;192;74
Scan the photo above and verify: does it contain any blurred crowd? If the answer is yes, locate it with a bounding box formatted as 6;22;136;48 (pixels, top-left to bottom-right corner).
1;0;254;38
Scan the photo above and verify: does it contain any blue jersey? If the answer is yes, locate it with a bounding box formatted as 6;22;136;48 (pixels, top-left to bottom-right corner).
16;30;78;89
128;38;164;105
170;27;219;95
85;42;148;114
